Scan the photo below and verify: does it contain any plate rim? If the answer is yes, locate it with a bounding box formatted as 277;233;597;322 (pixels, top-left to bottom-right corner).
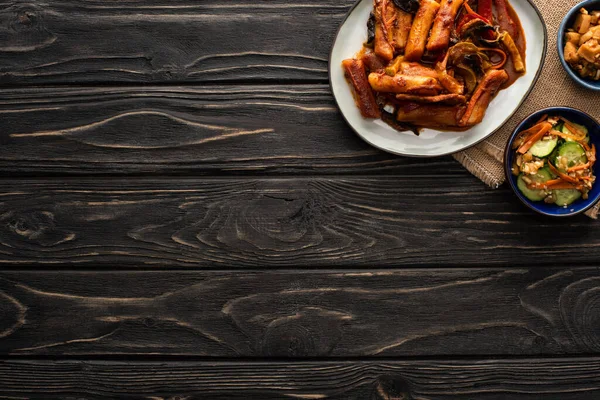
328;0;549;158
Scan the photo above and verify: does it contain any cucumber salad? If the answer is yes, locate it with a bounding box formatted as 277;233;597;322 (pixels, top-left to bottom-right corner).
511;115;596;207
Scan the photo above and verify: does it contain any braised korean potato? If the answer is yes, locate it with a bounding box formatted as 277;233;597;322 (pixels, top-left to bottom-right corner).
343;59;381;118
427;0;465;53
397;104;464;127
342;0;527;134
395;93;467;104
374;6;395;61
564;7;600;80
459;69;508;126
405;0;440;61
398;61;439;77
368;72;443;94
394;11;414;51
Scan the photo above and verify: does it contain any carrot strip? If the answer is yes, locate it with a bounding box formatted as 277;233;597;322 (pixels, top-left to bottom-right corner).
567;162;591;172
562;120;586;138
512;122;546;148
529;179;581;190
479;47;507;69
516;121;545;139
535;114;548;124
547;182;582;190
581;140;592;152
581;141;596;168
517;122;552;154
549;162;578;183
527;179;563;189
538;179;563;186
552;130;583;141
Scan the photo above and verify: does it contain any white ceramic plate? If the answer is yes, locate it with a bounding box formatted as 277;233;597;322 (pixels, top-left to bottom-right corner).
329;0;547;157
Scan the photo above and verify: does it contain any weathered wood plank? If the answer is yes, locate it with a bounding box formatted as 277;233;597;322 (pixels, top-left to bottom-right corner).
0;85;461;175
0;177;597;267
0;0;353;85
2;358;600;399
1;268;599;356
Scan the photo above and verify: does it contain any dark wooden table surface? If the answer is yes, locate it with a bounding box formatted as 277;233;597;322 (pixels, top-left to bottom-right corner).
2;0;600;398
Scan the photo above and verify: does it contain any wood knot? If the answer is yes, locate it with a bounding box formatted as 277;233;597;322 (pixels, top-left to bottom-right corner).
17;12;34;26
0;210;75;247
262;322;315;357
371;376;413;400
9;6;39;31
0;4;56;52
560;277;600;351
259;307;349;357
152;68;180;80
193;187;334;253
7;211;52;237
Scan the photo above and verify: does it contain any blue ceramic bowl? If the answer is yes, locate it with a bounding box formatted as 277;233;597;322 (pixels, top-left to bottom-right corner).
505;107;600;217
557;0;600;91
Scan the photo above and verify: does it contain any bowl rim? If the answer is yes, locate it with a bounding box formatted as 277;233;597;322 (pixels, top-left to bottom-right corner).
328;0;548;158
504;106;600;217
557;0;600;91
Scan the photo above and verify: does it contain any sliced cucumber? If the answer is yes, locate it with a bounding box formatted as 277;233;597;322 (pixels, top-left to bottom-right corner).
554;122;564;132
534;167;554;181
516;168;553;201
517;176;545;201
548;145;562;169
529;136;558;158
562;121;588;135
554;189;582;206
557;142;587;168
562;122;590;143
563;135;590;144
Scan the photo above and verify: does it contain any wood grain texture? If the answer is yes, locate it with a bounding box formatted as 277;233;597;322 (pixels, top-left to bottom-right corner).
2;358;600;399
3;0;597;394
0;85;463;175
1;268;600;356
0;0;353;85
0;177;598;267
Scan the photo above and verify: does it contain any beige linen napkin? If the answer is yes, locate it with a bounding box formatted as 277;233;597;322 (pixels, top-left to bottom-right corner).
453;0;600;218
